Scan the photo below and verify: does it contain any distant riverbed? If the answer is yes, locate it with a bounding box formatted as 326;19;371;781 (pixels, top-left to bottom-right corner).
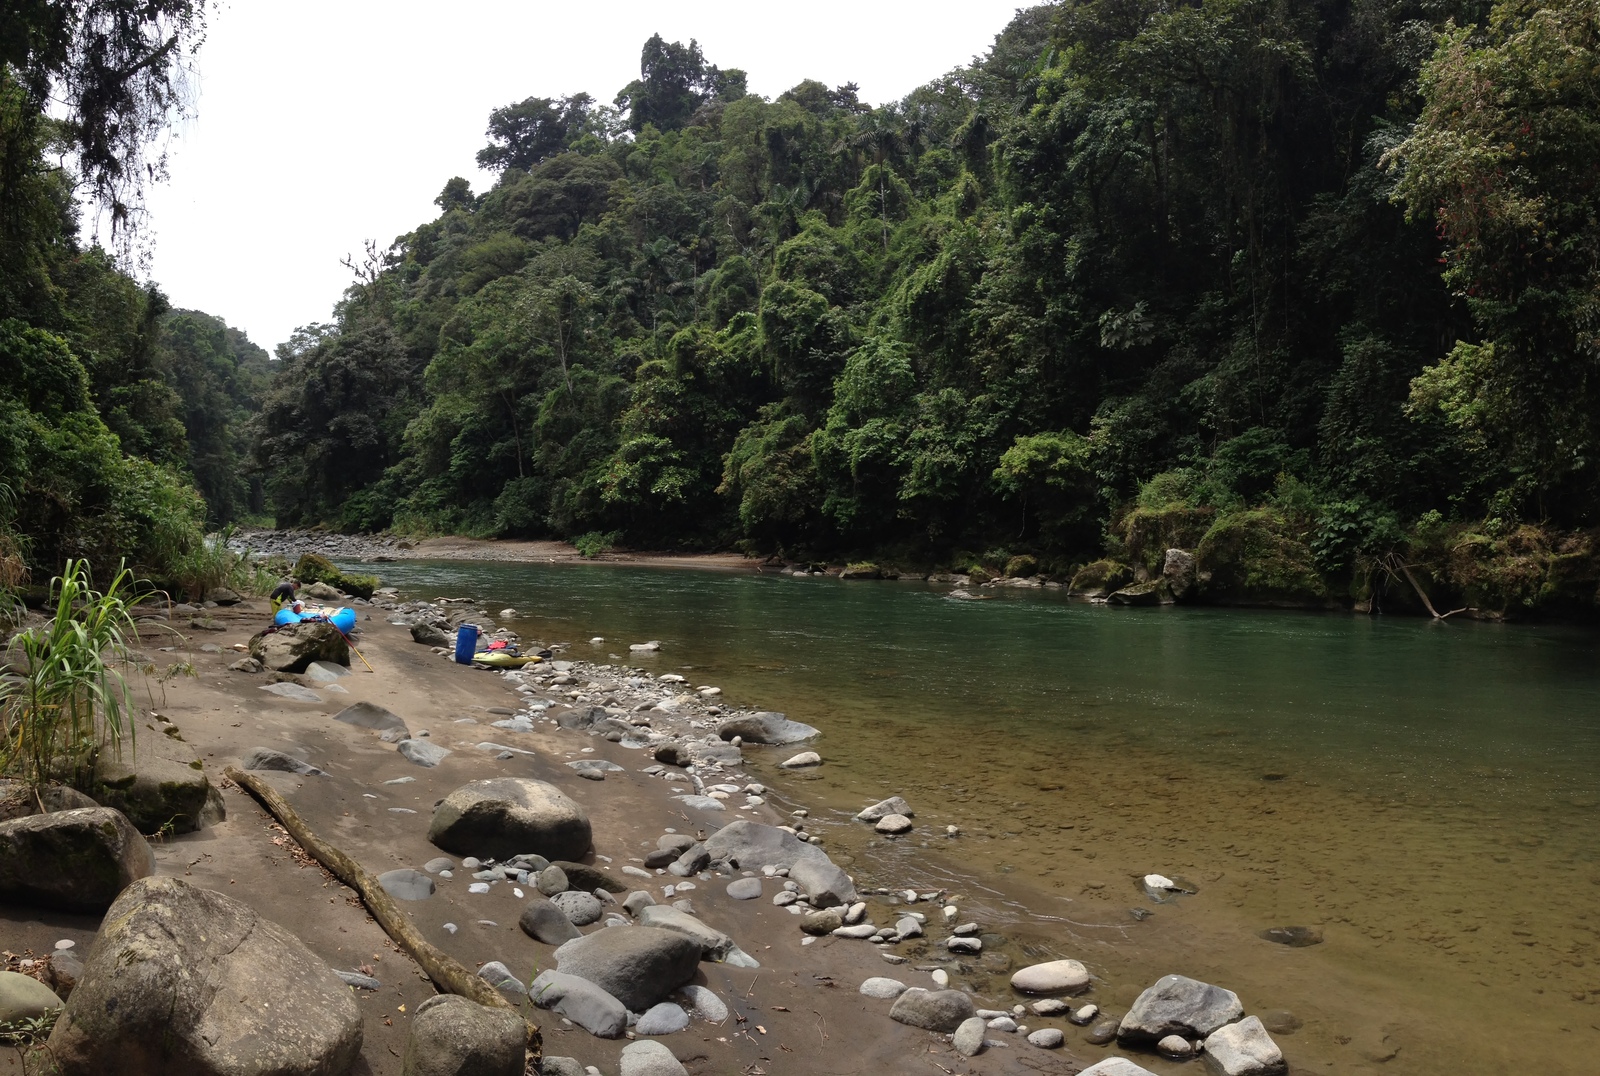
357;557;1600;1074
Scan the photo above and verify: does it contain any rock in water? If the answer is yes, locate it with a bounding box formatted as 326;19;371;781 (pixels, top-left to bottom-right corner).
952;1016;987;1056
1028;1028;1065;1048
1010;959;1090;994
519;899;583;945
402;994;525;1076
874;813;913;834
1118;974;1243;1043
618;1039;689;1076
0;971;63;1023
241;748;327;777
47;876;361;1075
787;857;858;908
636;905;735;961
1204;1015;1287;1076
249;621;349;673
1079;1060;1162;1076
427;778;592;861
888;988;975;1033
1258;925;1323;947
0;807;153;912
779;751;821;768
528;970;628;1038
715;712;819;745
855;796;913;822
553;926;701;1012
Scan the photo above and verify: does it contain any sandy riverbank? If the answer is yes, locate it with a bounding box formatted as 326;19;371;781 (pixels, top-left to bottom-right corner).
2;593;1175;1076
237;529;758;573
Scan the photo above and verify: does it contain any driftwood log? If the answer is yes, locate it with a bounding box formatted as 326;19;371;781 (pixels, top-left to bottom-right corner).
224;766;542;1058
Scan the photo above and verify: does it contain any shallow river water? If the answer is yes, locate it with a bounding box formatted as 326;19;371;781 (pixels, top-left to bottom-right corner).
359;559;1600;1073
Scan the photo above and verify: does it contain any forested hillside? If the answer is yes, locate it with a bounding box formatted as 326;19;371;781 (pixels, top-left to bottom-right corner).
0;0;267;591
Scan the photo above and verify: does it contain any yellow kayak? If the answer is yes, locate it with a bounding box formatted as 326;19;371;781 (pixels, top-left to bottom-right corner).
472;652;542;669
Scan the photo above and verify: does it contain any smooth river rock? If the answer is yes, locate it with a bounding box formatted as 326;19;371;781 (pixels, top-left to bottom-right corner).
553;927;700;1012
855;796;913;823
952;1016;986;1056
427;778;591;861
787;856;857;908
859;977;907;999
0;971;62;1023
779;751;821;768
888;988;975;1033
636;905;735;961
702;820;829;871
528;969;627;1038
1011;959;1090;994
519;899;583;945
1080;1060;1162;1076
875;814;913;835
618;1039;689;1076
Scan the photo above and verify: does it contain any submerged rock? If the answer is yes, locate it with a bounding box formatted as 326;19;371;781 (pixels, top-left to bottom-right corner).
1204;1015;1287;1075
716;712;819;745
1011;959;1090;994
855;796;913;823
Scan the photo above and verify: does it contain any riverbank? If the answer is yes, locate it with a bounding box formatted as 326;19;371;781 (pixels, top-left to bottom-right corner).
236;529;756;573
3;587;1279;1075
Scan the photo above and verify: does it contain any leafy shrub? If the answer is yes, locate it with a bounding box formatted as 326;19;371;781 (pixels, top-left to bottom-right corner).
1004;554;1038;577
572;531;619;558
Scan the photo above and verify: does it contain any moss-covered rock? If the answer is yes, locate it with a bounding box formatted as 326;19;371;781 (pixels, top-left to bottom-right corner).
1122;506;1216;577
1439;524;1600;619
90;743;219;835
1107;580;1172;605
1195;509;1329;606
1004;554;1039;578
840;562;883;580
293;552;338;584
0;807;153;912
1068;560;1133;598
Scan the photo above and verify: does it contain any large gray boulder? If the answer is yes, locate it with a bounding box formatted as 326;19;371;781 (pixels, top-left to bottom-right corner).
1203;1015;1286;1076
1119;974;1243;1043
401;994;525;1076
250;621;349;673
701;820;828;871
553;926;701;1012
1163;548;1199;601
527;970;627;1038
888;988;975;1032
787;857;857;908
637;905;735;961
428;779;591;861
47;876;362;1075
411;622;451;647
91;743;218;834
0;807;152;912
716;712;818;745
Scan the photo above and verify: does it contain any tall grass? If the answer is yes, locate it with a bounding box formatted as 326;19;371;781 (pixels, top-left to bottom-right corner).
171;525;275;601
0;483;28;632
0;560;138;796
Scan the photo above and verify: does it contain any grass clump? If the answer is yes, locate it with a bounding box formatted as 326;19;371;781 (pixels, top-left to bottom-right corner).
0;560;139;797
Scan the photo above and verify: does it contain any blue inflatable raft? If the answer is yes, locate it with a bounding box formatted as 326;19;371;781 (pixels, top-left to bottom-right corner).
273;605;357;633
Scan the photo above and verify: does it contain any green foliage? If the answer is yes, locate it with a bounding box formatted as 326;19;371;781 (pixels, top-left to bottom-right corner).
290;552;377;598
233;8;1600;612
572;530;619;558
0;560;138;793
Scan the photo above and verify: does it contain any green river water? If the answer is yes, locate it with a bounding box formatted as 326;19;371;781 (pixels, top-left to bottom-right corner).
360;559;1600;1074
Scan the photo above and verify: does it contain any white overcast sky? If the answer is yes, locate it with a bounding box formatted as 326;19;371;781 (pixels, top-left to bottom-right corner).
140;1;1030;353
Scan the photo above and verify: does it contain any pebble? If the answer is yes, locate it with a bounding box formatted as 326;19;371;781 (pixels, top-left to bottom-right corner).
442;923;458;934
1027;1028;1064;1048
1070;1003;1099;1025
635;1002;690;1035
773;891;798;907
946;937;982;953
1011;959;1089;994
779;751;821;768
678;985;728;1023
875;814;913;835
1031;999;1068;1016
895;916;923;939
844;901;867;924
987;1016;1018;1032
832;924;879;939
880;954;908;965
1086;1018;1120;1045
952;1016;986;1057
468;882;490;894
931;969;950;987
952;922;980;936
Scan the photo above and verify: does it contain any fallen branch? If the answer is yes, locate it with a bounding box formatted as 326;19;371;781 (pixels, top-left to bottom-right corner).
224;766;540;1058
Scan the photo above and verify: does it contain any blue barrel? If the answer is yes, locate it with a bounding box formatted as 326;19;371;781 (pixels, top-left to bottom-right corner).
453;623;479;664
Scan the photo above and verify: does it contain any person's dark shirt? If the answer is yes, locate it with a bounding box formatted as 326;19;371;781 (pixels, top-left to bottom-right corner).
269;582;296;603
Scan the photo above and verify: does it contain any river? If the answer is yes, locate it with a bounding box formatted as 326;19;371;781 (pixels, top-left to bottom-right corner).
356;558;1600;1073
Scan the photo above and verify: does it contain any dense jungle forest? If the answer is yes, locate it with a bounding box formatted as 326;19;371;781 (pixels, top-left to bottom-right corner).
5;0;1600;617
